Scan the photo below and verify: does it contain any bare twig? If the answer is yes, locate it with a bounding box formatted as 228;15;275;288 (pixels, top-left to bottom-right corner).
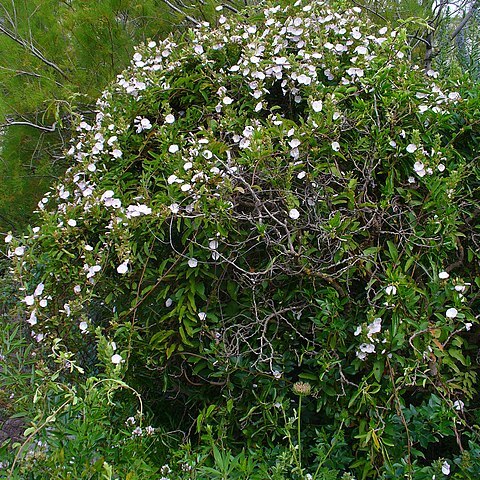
0;121;57;132
451;1;479;41
0;24;70;80
160;0;202;26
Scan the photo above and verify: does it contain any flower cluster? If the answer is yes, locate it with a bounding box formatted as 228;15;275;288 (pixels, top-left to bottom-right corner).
354;317;384;361
5;0;472;364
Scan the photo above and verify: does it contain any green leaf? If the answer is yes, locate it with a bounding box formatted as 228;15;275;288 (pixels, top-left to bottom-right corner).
373;358;384;382
387;241;398;262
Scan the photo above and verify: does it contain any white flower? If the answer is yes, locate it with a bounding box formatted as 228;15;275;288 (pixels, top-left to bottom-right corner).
465;322;472;331
59;189;70;200
297;171;306;179
437;163;445;172
331;141;340;151
289;139;301;149
441;461;450;475
188;258;198;268
406;144;417;153
28;310;37;326
111;149;123;158
209;240;219;250
351;29;362;39
167;174;178;185
79;321;88;332
4;234;13;243
183;162;193;170
289;208;300;220
74;285;81;294
14;246;25;256
359;343;375;353
223;96;233;105
169;203;180;214
86;264;101;279
453;399;464;411
117;261;129;274
125;204;152;218
198;312;207;321
83;265;102;278
101;190;114;201
367;318;382;338
141;118;151;129
165;114;175;124
67;219;77;227
39;299;48;308
354;45;368;55
346;67;364;77
125;416;136;426
354;325;362;336
165;298;173;307
356;351;367;361
297;74;312;86
439;271;449;279
181;183;192;192
448;92;460;101
34;283;45;297
446;308;458;319
414;161;426;177
111;354;123;364
385;285;397;295
135;117;152;133
24;295;35;306
169;144;179;153
311;100;323;112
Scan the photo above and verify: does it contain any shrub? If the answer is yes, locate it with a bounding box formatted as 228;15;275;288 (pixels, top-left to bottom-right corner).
5;0;480;477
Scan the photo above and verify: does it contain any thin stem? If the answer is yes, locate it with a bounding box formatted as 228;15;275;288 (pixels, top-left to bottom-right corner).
313;419;345;477
9;395;72;476
298;395;302;471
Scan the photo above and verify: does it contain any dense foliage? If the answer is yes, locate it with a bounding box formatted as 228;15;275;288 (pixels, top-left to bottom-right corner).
2;0;480;478
0;0;224;230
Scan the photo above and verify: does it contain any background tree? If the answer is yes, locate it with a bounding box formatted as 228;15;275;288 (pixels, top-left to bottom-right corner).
353;0;480;77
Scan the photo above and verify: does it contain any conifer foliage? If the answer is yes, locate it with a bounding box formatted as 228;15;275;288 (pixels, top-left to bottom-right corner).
0;0;218;230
